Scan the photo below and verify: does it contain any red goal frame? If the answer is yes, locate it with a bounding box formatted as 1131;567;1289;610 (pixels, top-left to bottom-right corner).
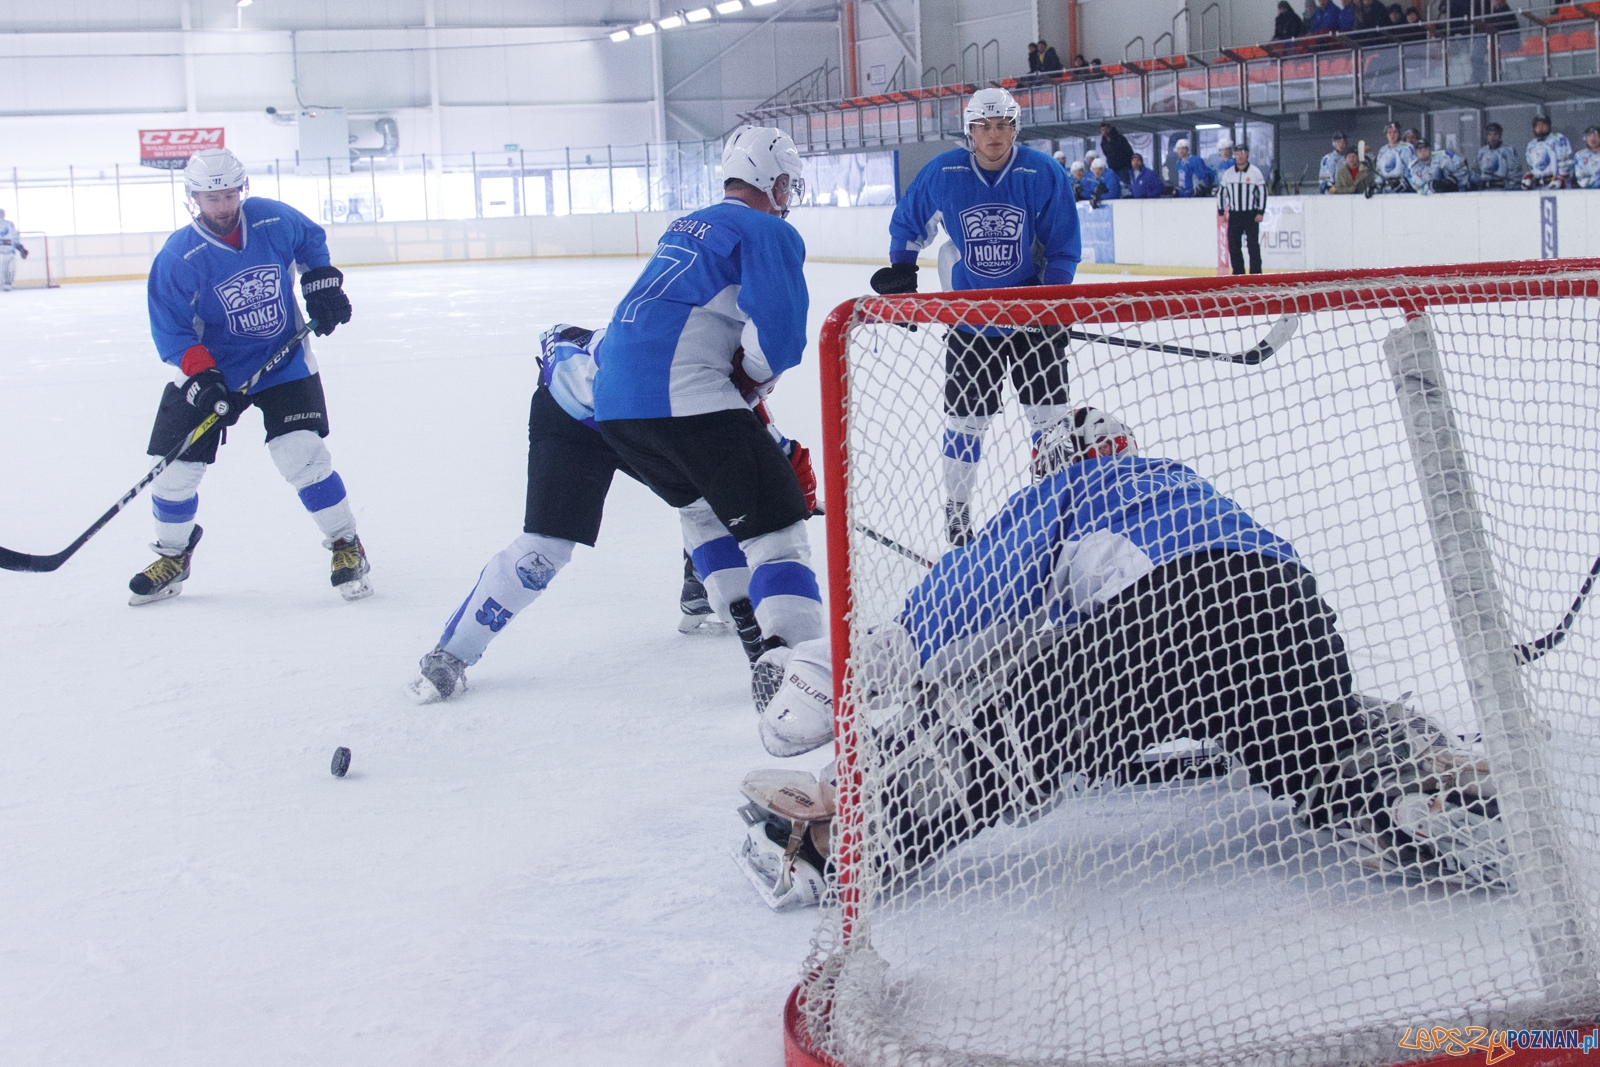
794;260;1600;1067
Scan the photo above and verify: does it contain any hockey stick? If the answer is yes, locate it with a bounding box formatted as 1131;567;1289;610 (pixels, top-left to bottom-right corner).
1515;553;1600;665
855;523;936;568
0;321;317;573
1067;314;1300;366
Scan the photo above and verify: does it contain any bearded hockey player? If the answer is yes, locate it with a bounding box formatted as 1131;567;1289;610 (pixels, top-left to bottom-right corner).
591;127;825;680
871;87;1081;547
405;324;819;702
742;408;1512;908
130;148;361;605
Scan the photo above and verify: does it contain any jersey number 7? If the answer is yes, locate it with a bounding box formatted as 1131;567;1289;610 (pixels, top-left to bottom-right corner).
620;246;699;323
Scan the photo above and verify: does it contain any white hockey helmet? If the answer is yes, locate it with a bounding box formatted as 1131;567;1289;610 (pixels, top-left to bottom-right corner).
1034;406;1138;475
722;126;804;216
183;148;248;197
963;87;1021;133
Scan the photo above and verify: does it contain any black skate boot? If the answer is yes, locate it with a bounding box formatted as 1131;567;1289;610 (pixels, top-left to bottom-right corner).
405;646;468;704
128;525;203;606
729;597;783;666
329;534;372;601
946;499;973;546
678;552;727;635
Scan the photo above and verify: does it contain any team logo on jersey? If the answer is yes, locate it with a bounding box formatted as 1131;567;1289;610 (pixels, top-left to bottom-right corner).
516;551;557;591
958;204;1027;279
214;264;285;339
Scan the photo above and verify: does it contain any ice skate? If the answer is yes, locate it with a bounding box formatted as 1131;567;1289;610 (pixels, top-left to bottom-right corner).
404;646;467;704
128;525;203;606
732;768;834;910
729;597;782;665
677;553;727;635
946;499;973;546
329;534;372;601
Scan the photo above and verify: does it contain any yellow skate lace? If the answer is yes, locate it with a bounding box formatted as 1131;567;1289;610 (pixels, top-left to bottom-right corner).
139;554;186;584
331;539;364;575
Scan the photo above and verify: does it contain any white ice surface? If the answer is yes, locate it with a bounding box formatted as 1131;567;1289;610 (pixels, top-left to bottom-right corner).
0;259;927;1067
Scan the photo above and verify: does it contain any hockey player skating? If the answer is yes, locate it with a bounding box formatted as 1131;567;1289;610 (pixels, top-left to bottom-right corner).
0;208;29;291
405;324;820;702
741;408;1513;907
1523;113;1574;189
590;126;825;703
870;87;1081;547
130;147;364;605
1475;122;1522;188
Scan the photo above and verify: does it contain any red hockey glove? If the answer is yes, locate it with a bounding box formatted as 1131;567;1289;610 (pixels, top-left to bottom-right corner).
787;440;819;514
731;347;777;403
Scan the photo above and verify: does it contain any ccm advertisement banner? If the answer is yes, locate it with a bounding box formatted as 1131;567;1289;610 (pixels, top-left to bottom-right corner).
140;128;225;170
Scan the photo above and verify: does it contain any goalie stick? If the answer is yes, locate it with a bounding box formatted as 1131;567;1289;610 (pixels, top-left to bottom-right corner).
0;321;317;574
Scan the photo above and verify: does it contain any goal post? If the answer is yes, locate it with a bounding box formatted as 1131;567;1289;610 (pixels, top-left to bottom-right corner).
9;231;58;289
795;261;1600;1067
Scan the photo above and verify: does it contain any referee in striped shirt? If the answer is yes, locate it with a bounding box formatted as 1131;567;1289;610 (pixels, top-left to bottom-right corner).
1217;143;1268;275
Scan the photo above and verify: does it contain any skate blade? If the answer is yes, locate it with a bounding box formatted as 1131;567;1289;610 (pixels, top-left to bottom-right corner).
678;612;730;636
129;581;184;607
403;673;446;705
337;576;374;602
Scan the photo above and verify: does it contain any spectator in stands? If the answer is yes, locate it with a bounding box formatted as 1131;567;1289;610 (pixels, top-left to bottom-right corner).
1126;154;1164;198
1309;0;1341;32
1375;121;1416;191
1358;0;1390;31
1476;123;1521;187
1337;0;1358;32
1275;0;1307;39
1402;127;1421;149
1483;0;1520;41
1098;122;1134;184
1170;139;1216;196
1444;0;1472;35
1384;4;1407;30
1574;127;1600;189
1038;40;1063;71
1525;113;1574;189
1073;53;1089;68
1401;7;1427;38
1082;158;1122;205
1319;131;1351;192
1332;147;1377;194
1408;141;1471;193
1088;58;1105;78
1028;43;1041;74
1069;161;1088;200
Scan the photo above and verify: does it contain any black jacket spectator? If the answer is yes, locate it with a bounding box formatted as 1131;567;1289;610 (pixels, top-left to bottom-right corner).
1483;0;1519;36
1275;2;1306;38
1099;123;1134;175
1039;42;1063;71
1028;44;1041;73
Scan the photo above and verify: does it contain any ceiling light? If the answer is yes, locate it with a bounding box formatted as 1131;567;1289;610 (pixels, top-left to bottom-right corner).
685;7;712;20
749;0;776;5
716;0;744;13
236;0;253;7
633;22;657;34
609;28;632;41
1195;122;1223;130
658;14;684;27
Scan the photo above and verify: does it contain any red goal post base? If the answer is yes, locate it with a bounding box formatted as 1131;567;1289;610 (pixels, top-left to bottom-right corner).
783;986;1598;1067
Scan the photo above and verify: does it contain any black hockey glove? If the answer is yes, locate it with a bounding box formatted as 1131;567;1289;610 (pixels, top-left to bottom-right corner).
870;262;919;295
183;368;245;427
301;266;351;336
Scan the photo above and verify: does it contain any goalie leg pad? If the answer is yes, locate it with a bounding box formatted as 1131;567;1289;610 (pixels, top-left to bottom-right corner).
756;638;835;757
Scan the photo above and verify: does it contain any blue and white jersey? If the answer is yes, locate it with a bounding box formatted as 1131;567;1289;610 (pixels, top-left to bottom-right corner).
0;219;19;255
1408;149;1471;194
1375;142;1417;185
888;145;1081;290
591;199;808;422
147;196;329;391
1527;133;1574;179
1574;148;1600;189
1174;154;1215;197
898;455;1300;670
1318;149;1346;192
1476;143;1523;185
541;326;607;428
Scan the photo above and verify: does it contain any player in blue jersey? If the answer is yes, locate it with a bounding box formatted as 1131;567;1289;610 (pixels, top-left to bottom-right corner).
129;148;364;606
1317;132;1350;193
872;87;1082;547
590;127;824;703
751;408;1512;894
1475;123;1523;189
404;323;819;703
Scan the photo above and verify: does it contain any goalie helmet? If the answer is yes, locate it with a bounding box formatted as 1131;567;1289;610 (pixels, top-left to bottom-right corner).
963;87;1021;133
183;148;248;196
1034;406;1138;476
722;126;804;215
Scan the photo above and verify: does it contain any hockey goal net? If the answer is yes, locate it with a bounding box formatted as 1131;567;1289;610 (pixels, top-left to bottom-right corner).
793;261;1600;1067
9;231;58;289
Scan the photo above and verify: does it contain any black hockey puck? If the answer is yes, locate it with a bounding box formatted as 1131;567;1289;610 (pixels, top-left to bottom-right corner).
331;747;351;778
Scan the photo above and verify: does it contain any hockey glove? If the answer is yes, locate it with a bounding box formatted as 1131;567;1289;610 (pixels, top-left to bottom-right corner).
870;262;918;295
731;348;777;404
787;440;819;514
182;367;245;427
300;266;351;336
17;244;27;260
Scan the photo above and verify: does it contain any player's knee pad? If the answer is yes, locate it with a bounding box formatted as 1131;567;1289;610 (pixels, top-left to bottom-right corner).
681;499;750;618
152;459;207;501
267;429;333;490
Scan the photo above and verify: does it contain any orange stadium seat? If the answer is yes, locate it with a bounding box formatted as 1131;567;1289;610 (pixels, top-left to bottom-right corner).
1551;4;1584;18
1548;32;1572;50
1321;55;1354;74
1569;28;1597;47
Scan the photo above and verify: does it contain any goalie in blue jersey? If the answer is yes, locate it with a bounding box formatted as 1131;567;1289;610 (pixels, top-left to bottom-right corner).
744;409;1513;907
871;86;1082;547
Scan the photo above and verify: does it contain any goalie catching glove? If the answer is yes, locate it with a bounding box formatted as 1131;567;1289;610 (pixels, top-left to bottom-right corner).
300;265;352;336
733;766;835;911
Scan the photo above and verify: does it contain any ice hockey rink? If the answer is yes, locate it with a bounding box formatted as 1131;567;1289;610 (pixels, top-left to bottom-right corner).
0;257;951;1067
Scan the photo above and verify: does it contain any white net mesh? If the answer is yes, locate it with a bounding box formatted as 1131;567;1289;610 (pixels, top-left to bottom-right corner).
798;267;1600;1067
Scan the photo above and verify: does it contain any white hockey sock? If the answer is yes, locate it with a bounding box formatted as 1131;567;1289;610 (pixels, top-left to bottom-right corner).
268;430;357;543
742;521;824;648
437;532;576;666
680;498;750;621
150;459;207;552
943;413;992;504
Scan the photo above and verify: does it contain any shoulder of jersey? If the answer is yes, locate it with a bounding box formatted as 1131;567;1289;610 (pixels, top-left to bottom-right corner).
1012;144;1058;168
928;146;976;172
